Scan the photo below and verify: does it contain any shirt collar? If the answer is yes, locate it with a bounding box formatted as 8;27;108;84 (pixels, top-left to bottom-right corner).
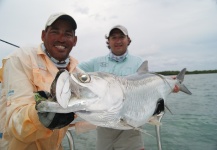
41;43;70;69
109;50;128;62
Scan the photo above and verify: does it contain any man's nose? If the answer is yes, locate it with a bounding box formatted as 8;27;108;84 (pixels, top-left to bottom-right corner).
57;33;67;42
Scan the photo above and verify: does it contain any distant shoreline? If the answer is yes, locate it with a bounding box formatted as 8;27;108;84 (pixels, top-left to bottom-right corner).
157;70;217;75
0;70;216;84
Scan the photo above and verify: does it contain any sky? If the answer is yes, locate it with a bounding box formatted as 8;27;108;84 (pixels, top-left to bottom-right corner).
0;0;217;71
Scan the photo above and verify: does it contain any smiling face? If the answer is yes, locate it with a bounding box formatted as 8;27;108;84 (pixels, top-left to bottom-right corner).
108;29;130;56
41;18;77;61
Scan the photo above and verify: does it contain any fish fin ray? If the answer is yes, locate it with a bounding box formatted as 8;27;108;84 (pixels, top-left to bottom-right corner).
148;115;162;126
176;68;186;83
137;61;149;74
176;68;192;95
134;127;155;138
165;104;173;115
179;83;192;95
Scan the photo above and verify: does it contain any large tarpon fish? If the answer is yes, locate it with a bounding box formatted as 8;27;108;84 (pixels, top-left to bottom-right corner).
37;61;192;130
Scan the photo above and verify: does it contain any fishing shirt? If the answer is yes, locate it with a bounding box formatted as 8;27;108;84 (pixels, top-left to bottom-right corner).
78;53;144;76
0;44;78;150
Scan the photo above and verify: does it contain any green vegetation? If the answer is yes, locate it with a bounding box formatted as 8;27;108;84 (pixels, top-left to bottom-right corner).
157;70;217;75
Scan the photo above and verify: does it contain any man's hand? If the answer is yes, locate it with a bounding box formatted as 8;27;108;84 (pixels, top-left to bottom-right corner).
35;91;52;107
34;91;75;130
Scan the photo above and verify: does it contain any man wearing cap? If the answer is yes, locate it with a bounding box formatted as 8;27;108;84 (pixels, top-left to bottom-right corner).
78;25;145;150
0;12;80;150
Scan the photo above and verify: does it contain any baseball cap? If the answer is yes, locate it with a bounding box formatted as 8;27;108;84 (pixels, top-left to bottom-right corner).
45;12;77;30
106;25;128;38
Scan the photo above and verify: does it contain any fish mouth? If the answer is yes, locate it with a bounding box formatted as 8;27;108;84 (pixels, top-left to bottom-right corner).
53;70;72;108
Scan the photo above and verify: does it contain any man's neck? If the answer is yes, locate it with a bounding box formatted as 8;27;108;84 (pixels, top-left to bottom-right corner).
41;43;70;69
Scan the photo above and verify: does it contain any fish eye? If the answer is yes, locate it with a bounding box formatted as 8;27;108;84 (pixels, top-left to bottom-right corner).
78;73;91;83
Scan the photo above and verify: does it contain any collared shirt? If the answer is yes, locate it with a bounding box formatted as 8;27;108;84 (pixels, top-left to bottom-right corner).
108;50;128;62
78;53;144;76
0;43;78;150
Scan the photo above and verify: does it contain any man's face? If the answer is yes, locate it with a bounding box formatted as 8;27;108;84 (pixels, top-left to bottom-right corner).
41;19;77;61
108;29;130;56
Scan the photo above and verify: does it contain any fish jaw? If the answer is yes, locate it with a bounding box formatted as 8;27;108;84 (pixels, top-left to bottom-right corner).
55;70;71;108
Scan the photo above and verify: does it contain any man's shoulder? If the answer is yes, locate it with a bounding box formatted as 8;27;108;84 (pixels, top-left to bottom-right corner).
85;55;109;63
10;45;39;57
127;54;143;62
93;55;108;60
4;45;41;65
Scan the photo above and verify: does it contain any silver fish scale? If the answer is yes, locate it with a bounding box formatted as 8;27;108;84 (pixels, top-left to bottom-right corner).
76;109;125;129
118;74;175;128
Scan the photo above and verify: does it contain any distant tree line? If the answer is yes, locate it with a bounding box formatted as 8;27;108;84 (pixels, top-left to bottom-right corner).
157;70;217;75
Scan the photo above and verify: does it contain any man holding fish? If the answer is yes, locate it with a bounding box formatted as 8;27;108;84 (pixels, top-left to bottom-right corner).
0;13;183;150
77;25;182;150
0;12;81;150
78;25;146;150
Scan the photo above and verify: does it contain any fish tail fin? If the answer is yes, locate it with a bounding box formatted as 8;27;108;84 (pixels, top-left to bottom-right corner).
176;68;192;95
176;68;186;83
179;83;192;95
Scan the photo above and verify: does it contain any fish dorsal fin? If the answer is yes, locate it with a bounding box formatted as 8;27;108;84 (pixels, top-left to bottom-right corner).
137;60;149;74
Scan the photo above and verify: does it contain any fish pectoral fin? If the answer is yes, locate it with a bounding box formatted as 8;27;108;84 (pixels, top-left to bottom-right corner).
148;116;162;126
120;118;155;138
134;127;155;138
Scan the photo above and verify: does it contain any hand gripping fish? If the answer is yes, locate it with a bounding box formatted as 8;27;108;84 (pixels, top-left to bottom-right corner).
37;61;192;149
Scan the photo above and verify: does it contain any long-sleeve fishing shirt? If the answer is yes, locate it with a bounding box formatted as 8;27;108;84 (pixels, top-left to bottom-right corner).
0;44;78;150
78;53;144;76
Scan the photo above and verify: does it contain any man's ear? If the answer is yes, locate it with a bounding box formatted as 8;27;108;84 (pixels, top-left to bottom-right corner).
127;37;131;46
41;30;46;42
73;36;77;46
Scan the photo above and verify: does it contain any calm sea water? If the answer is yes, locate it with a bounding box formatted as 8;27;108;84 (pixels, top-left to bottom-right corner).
63;73;217;150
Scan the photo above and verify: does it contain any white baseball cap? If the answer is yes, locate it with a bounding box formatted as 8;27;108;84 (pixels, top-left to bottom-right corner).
106;25;128;38
45;12;77;30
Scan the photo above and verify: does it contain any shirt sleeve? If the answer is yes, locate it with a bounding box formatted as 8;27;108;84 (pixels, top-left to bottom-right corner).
78;58;96;72
3;54;52;143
